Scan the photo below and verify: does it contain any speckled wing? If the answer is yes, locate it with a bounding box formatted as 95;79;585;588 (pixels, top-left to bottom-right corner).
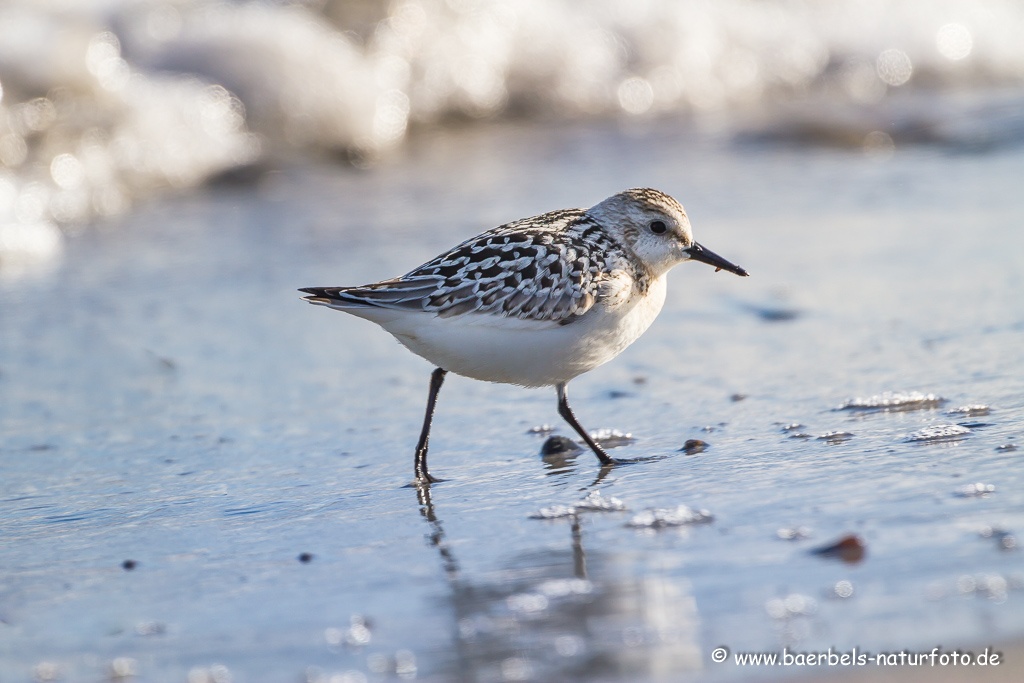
301;209;619;325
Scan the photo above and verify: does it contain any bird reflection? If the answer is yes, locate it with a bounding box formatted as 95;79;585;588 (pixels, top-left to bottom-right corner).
570;515;587;580
415;484;458;579
412;485;703;682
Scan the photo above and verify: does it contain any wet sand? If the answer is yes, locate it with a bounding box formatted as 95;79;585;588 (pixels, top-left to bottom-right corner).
2;118;1023;682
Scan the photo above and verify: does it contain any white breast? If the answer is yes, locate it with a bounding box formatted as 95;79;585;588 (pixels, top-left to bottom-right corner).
376;273;668;387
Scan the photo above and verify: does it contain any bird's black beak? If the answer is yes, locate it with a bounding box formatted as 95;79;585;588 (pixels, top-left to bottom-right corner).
685;242;749;277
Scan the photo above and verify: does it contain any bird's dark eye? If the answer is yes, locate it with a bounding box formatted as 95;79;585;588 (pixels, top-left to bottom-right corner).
649;220;667;234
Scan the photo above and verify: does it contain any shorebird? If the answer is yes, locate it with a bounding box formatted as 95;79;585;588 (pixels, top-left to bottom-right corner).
301;188;748;484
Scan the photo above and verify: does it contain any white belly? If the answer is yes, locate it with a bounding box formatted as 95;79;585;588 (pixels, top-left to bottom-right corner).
376;276;668;387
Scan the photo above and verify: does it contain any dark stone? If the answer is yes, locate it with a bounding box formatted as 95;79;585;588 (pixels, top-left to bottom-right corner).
681;439;708;455
298;553;314;563
122;560;137;571
811;534;865;564
757;308;800;322
541;436;582;456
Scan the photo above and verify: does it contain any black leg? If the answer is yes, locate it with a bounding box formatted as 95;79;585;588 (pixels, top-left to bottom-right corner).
556;382;615;466
413;368;448;485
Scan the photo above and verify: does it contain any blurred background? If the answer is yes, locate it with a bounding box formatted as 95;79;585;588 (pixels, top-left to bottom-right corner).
2;2;1024;683
3;0;1024;272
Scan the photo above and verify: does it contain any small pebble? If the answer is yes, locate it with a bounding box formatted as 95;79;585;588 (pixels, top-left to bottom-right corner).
788;432;812;439
730;393;747;402
996;444;1017;452
541;435;582;456
298;553;314;563
122;560;137;571
680;439;707;455
779;423;804;432
754;307;800;322
811;534;865;563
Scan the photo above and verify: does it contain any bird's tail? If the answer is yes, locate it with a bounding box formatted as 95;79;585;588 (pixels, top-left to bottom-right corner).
299;279;438;312
299;286;360;308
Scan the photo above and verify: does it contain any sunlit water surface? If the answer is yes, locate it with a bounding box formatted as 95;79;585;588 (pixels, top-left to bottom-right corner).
1;119;1023;682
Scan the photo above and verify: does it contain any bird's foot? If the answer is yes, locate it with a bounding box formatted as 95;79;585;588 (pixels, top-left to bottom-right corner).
590;455;664;485
403;474;446;489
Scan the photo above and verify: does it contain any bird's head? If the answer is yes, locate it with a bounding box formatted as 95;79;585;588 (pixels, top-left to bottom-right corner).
587;188;748;278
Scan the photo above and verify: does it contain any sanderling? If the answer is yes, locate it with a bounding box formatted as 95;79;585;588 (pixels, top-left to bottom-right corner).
301;188;747;485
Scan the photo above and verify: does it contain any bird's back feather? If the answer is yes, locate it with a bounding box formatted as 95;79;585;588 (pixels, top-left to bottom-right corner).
300;208;646;325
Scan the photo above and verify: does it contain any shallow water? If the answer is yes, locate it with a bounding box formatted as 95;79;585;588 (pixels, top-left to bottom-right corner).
2;118;1024;682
